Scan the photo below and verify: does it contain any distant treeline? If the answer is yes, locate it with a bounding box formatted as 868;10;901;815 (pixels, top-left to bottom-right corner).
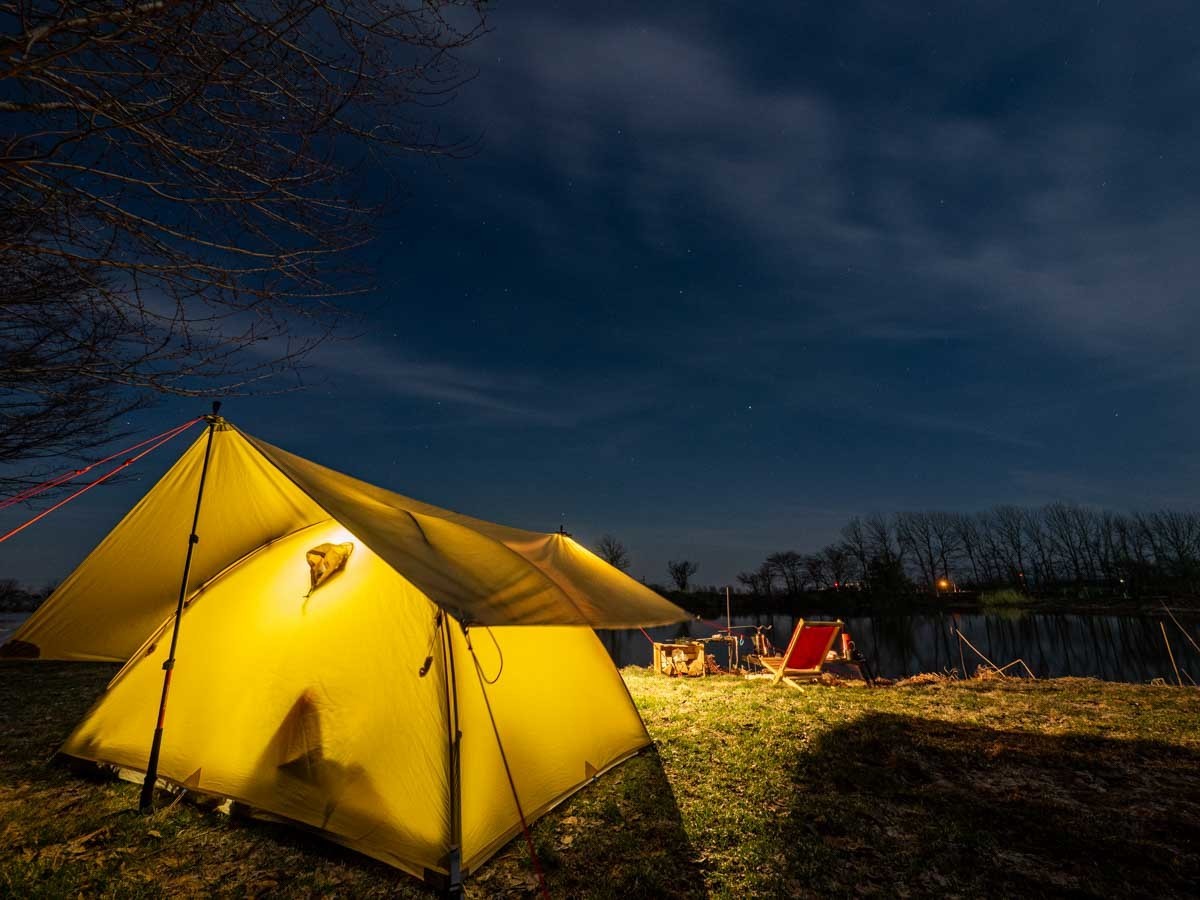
725;505;1200;606
0;579;53;612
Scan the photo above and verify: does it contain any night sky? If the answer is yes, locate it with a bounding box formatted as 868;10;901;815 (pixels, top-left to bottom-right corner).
4;1;1200;588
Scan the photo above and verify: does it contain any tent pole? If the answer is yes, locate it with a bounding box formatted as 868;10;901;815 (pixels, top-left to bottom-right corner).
439;610;464;898
138;402;222;813
726;585;737;670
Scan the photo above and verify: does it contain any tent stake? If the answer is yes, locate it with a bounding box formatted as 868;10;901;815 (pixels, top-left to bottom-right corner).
139;403;222;813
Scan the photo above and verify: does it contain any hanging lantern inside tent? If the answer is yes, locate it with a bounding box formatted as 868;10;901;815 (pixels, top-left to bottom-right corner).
305;542;354;595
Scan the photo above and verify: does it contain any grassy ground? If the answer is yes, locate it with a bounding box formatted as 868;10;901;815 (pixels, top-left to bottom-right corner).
2;664;1198;898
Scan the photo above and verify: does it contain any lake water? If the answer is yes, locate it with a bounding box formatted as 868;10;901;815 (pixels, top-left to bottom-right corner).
598;610;1200;684
4;610;1198;684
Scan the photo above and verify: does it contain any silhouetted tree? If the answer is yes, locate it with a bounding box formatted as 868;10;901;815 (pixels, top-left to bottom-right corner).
596;535;631;571
840;517;871;589
0;267;145;482
765;551;804;596
736;563;774;599
898;511;965;591
1145;510;1200;590
735;503;1200;607
0;578;53;611
1022;507;1056;586
803;554;828;590
928;512;962;582
822;544;851;588
866;555;912;595
896;512;936;589
952;513;986;586
865;514;903;569
667;559;699;592
990;506;1029;587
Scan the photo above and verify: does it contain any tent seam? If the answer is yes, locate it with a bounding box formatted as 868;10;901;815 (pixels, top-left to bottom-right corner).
237;427;599;628
92;518;340;696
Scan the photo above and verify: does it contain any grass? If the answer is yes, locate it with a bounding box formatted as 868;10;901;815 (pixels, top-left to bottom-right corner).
2;663;1199;898
979;587;1027;609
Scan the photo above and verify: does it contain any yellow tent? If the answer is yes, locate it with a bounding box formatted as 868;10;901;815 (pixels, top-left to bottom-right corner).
4;419;688;887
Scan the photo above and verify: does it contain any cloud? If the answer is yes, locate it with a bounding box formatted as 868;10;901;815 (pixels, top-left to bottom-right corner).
465;16;837;253
462;8;1200;374
304;339;673;431
310;341;542;417
927;209;1200;359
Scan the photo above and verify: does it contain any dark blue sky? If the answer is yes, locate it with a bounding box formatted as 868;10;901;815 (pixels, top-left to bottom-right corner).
4;1;1199;587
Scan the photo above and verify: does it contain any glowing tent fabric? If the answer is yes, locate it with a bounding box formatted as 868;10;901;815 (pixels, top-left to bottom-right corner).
61;520;650;878
2;429;328;661
3;422;687;880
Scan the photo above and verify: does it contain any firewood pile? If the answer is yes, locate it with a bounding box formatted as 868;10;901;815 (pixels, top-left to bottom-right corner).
654;641;713;677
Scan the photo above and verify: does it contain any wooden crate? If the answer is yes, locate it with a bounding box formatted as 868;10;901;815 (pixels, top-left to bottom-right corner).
653;641;708;677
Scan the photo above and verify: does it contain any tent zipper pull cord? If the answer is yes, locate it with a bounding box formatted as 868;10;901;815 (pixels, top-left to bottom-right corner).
139;402;222;813
464;628;551;900
0;417;203;512
0;418;203;545
473;626;503;685
419;609;442;677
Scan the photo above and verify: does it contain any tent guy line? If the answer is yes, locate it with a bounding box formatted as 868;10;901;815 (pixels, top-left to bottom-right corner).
0;417;203;514
0;418;202;545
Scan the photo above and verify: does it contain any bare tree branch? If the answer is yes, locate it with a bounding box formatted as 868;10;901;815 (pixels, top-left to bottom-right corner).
0;0;486;475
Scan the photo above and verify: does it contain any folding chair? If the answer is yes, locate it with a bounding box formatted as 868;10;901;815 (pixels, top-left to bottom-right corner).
756;619;843;688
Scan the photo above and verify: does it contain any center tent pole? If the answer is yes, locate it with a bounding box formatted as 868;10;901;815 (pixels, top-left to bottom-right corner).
726;586;738;670
139;402;223;813
438;609;465;898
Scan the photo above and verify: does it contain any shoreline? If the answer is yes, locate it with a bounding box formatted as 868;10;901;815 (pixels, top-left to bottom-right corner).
682;596;1200;619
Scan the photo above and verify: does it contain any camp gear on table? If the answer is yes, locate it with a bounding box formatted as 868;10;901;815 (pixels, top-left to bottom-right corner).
3;420;690;889
750;623;776;658
697;633;740;670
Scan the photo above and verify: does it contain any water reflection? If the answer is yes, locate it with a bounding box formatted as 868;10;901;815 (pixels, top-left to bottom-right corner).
604;611;1200;683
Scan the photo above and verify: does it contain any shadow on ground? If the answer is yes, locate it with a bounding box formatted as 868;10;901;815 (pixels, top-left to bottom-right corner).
493;746;702;899
782;711;1200;897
